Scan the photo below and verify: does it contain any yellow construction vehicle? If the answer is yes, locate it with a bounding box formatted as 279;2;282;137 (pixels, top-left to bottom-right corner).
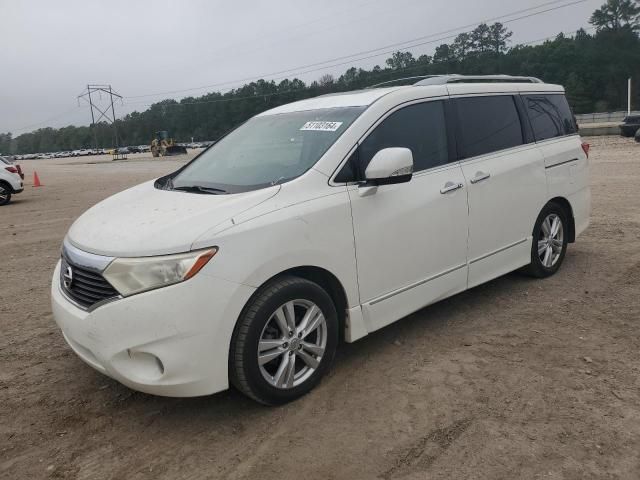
150;131;188;157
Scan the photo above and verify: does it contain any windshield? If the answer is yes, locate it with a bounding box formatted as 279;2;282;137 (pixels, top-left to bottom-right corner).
0;156;10;165
169;107;365;194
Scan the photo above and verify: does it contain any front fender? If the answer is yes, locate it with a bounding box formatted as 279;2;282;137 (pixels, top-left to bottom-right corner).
196;189;360;309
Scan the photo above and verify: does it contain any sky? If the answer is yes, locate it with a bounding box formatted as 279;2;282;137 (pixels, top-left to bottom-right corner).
0;0;603;135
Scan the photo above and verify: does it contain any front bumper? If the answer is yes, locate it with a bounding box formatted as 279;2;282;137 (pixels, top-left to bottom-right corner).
51;261;256;397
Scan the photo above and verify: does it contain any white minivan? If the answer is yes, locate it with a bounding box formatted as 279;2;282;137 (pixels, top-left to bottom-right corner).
51;75;590;405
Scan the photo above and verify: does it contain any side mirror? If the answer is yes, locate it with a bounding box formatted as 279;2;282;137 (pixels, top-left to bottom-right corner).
359;148;413;196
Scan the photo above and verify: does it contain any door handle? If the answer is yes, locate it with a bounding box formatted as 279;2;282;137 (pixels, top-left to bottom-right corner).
440;181;464;194
470;171;491;184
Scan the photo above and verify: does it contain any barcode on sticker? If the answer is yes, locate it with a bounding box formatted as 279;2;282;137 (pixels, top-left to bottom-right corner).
300;121;343;132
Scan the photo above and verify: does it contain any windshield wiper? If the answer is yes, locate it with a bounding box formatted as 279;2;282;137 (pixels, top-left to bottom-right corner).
271;176;289;186
173;185;227;195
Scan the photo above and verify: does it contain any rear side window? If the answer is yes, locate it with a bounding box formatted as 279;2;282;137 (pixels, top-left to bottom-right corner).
523;94;578;141
358;101;449;176
454;96;524;159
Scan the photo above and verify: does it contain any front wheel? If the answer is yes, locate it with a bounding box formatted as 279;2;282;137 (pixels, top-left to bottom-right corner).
0;183;11;206
525;202;569;278
230;276;339;405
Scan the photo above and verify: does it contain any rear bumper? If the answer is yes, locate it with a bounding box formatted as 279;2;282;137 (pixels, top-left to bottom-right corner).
4;176;22;192
51;261;256;397
570;186;591;239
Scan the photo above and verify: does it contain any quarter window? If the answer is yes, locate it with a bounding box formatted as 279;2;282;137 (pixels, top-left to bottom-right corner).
358;101;449;177
524;94;578;142
454;96;524;159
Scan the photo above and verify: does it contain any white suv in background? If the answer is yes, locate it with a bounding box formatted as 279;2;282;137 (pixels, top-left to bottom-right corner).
0;156;24;206
51;75;590;405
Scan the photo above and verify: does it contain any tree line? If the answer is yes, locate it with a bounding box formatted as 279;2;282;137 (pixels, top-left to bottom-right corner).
2;0;639;155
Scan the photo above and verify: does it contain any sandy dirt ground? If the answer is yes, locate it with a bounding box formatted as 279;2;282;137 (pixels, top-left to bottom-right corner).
1;137;639;479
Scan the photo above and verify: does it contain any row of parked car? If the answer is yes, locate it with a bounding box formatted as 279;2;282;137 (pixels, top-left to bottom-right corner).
7;141;213;161
12;146;148;160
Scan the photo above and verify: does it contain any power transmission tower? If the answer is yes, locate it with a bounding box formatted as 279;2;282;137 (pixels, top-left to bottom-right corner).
78;85;123;150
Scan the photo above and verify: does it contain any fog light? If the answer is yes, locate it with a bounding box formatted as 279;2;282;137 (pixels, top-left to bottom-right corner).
123;350;165;380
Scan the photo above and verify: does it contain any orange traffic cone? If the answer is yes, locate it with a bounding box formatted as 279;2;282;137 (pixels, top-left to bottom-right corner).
33;171;43;187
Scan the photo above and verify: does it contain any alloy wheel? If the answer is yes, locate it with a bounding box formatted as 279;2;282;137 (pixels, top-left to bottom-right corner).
538;213;564;268
257;299;327;389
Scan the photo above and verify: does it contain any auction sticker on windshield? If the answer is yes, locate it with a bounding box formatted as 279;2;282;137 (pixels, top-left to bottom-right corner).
300;121;343;132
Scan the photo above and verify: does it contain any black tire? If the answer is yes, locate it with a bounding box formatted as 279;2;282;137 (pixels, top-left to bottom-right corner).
230;275;339;405
620;128;635;138
524;202;569;278
0;182;11;206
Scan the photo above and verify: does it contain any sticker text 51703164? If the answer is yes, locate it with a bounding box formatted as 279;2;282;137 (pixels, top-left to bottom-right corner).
300;121;343;132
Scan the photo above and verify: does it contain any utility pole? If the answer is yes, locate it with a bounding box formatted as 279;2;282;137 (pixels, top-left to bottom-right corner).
108;85;120;149
628;78;632;116
78;84;123;149
86;85;98;150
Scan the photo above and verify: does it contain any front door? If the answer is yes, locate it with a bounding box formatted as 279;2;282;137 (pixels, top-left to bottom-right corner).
347;100;469;333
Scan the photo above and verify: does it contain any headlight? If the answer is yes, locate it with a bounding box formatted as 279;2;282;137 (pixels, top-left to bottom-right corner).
103;248;218;297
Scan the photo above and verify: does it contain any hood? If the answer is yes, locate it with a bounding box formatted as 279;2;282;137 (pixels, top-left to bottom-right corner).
67;180;279;257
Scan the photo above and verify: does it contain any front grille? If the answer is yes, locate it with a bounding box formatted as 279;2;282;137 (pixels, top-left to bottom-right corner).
60;256;119;309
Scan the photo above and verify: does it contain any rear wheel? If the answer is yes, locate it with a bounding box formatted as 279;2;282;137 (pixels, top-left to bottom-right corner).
0;183;11;206
621;128;635;138
230;276;338;405
525;202;568;278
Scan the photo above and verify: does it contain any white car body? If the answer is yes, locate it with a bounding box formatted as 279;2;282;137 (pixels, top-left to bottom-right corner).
51;78;590;398
0;156;24;204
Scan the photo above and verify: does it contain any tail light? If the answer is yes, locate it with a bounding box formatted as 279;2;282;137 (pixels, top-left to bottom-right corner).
5;166;18;174
581;142;590;159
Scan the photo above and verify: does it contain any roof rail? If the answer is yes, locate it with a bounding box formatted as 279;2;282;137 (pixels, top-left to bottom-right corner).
414;74;543;85
367;76;439;89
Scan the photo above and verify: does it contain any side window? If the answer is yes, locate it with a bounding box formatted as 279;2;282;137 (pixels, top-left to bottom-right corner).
334;150;357;183
358;101;449;177
524;94;578;142
455;96;524;159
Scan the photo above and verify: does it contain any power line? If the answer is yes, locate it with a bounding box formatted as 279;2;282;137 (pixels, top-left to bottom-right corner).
8;1;595;133
14;23;594;132
357;26;598;85
11;108;82;134
202;0;390;60
124;0;589;101
123;26;594;111
251;0;592;84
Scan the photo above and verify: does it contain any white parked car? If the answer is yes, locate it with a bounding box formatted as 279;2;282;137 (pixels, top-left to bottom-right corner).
51;75;590;404
71;149;91;157
0;156;24;205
